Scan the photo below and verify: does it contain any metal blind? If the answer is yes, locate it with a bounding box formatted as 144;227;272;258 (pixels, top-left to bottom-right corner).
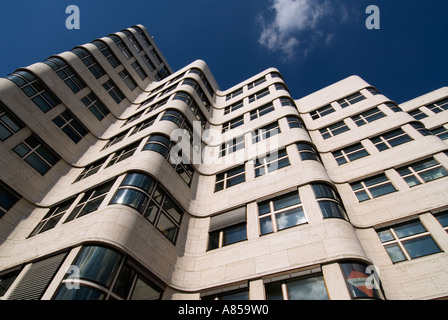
209;207;246;232
8;251;68;300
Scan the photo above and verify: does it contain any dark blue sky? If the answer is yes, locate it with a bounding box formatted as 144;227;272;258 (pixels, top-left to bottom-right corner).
1;0;447;103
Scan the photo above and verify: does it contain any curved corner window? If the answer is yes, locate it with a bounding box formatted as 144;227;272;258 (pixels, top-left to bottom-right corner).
312;184;347;220
110;172;183;243
297;143;320;162
143;134;171;158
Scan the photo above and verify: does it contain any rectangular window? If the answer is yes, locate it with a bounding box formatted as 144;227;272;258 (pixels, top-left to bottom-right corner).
250;102;275;120
254;148;290;177
332;143;369;165
142;54;155;71
110;35;132;60
119;70;137;91
397;157;448;187
350;173;397;202
130;116;156;136
225;88;243;101
251;121;280;143
64;180;115;223
106;141;140;168
45;57;86;93
81;92;110;121
352;107;386;126
13;134;60;175
430;126;448;140
222;116;244;133
434;211;448;233
220;136;245;158
287;116;305;129
280;98;295;107
224;100;243;115
214;165;245;192
0;181;20;218
71;47;106;79
411;122;432;136
257;191;306;235
408;109;428;120
131;61;148;80
265;273;328;300
103;130;129;149
248;88;270;103
337;92;366;108
320;121;350;139
74;157;108;182
370;128;413;151
103;79;125;104
93;40;121;68
310;104;335;120
52;110;88;143
247;77;266;90
208;207;247;250
0;101;25;141
377;220;442;263
426;97;448;114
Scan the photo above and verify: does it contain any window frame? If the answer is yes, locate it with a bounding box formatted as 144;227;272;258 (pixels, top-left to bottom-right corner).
397;157;448;187
214;165;246;192
350;173;397;202
254;148;290;177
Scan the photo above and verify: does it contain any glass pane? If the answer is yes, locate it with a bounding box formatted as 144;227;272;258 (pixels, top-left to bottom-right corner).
130;275;162;300
276;207;306;230
354;190;370;202
74;246;122;287
122;173;154;191
287;275;329;300
377;229;394;242
312;184;337;200
111;188;147;212
156;214;177;241
208;231;220;250
162;197;182;223
112;264;136;299
223;224;247;246
419;166;448;182
53;285;105;300
394;221;426;238
318;201;345;219
260;216;273;235
265;282;284;300
219;289;249;300
25;153;51;175
402;235;441;259
143;201;159;223
273;192;300;211
227;174;245;187
385;243;407;263
257;200;271;215
435;212;448;228
369;183;396;198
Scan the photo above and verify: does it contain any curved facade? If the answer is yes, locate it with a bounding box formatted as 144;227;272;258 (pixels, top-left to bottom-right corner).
0;25;447;300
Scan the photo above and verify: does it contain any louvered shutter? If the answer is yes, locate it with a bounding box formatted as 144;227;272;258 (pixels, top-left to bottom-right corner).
8;251;68;300
209;207;246;232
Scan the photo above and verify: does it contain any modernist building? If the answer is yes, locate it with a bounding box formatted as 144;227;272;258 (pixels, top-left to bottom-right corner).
0;25;447;301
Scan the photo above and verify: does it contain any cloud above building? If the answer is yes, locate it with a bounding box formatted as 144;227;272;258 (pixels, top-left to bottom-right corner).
257;0;348;62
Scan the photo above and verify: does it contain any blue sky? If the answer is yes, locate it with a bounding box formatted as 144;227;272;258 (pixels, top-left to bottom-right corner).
0;0;447;103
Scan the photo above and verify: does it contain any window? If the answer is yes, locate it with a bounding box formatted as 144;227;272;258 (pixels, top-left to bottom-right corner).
296;143;320;162
337;92;366;108
71;47;106;79
0;181;20;218
74;157;108;182
310;104;335;120
312;184;347;220
0;268;21;297
254;148;290;177
54;245;163;300
426;97;448;114
103;79;125;104
0;101;25;141
287;116;305;129
131;61;147;80
430;126;448;140
257;191;306;235
208;207;247;250
352;107;386;126
119;70;137;91
225;88;243;101
385;102;402;113
81;92;110;120
340;262;383;299
251;121;280;143
434;211;448;233
150;49;162;64
220;136;245;158
350;173;397;202
224;100;243;115
280;97;295;107
143;134;171;158
214;165;245;192
265;273;328;300
370;128;413;151
275;83;289;92
142;54;155;71
110;172;183;243
411;122;432;136
44;57;86;93
168;154;195;187
397;157;448;187
250;102;275;120
202;287;249;300
130;116;156;136
103;130;129;150
408;109;428;120
92;40;121;68
332;143;369;165
248;88;270;103
320;121;350;139
133;26;151;47
64;179;115;223
52;110;88;143
247;77;266;89
28;197;76;237
366;87;381;96
377;220;442;263
110;35;132;60
222;116;244;133
122;30;143;52
6;71;60;112
13;134;60;175
106;141;140;168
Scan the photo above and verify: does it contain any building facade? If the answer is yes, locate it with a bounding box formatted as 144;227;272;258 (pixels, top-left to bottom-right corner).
0;25;447;300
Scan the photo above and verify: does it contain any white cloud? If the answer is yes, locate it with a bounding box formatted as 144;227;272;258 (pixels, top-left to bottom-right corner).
258;0;342;62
